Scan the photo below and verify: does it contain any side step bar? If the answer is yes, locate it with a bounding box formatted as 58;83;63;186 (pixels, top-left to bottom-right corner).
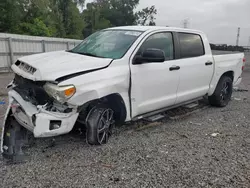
144;114;165;122
132;97;203;121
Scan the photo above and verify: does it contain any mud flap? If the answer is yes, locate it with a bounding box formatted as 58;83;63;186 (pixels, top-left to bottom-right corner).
1;108;31;163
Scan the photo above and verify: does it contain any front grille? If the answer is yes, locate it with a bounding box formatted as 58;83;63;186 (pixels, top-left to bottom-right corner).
14;74;45;86
13;74;52;105
15;61;37;75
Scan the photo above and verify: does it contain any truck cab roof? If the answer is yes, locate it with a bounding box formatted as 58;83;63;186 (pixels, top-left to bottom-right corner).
105;26;205;35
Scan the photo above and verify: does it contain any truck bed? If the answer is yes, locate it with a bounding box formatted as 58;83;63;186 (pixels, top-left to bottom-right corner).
210;52;244;93
212;50;243;55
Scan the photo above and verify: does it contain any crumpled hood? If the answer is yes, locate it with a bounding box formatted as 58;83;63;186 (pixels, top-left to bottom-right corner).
11;51;112;81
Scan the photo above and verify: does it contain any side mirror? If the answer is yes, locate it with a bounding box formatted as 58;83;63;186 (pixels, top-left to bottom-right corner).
134;48;165;64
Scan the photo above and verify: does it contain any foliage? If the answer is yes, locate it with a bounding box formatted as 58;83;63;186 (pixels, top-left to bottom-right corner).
95;0;140;26
46;0;85;38
0;0;157;39
82;2;112;37
0;0;25;33
136;6;157;26
18;18;52;36
16;0;55;36
82;0;157;37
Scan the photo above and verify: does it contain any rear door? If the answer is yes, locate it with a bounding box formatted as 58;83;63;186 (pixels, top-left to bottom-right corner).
174;33;214;104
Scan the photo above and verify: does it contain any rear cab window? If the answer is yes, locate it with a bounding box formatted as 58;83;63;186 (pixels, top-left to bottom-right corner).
178;33;205;58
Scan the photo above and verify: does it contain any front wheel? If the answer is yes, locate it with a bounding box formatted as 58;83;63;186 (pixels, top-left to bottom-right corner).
86;104;115;145
208;76;233;107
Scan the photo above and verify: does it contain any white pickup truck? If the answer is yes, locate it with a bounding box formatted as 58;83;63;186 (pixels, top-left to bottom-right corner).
1;26;245;158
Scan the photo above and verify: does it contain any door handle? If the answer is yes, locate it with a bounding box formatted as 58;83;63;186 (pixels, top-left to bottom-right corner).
205;62;213;66
169;66;180;71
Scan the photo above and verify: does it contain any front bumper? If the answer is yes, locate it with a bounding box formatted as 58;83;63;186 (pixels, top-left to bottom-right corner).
5;90;79;138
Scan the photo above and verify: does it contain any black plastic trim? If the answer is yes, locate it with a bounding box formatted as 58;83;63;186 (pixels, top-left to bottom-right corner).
172;32;181;59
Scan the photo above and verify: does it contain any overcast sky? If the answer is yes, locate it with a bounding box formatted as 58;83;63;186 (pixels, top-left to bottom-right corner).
85;0;250;46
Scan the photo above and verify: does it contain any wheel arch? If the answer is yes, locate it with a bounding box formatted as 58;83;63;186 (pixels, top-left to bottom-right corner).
221;71;234;81
78;93;127;125
208;73;233;107
208;70;234;96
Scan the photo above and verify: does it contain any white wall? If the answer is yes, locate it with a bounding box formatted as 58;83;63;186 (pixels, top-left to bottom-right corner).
0;33;82;72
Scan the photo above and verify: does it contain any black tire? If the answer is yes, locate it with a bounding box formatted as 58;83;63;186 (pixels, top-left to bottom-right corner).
86;104;115;145
208;76;233;107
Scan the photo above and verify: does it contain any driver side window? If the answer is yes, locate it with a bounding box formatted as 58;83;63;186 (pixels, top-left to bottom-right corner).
136;32;174;60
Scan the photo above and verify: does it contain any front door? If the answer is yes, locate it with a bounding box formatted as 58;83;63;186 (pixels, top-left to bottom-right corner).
130;32;180;118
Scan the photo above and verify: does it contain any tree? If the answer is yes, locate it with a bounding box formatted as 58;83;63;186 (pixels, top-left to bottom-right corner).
52;0;85;38
82;0;157;37
136;5;157;26
16;0;56;36
0;0;157;39
82;2;111;37
66;1;85;38
0;0;85;38
49;0;66;37
95;0;140;26
18;18;52;36
0;0;25;32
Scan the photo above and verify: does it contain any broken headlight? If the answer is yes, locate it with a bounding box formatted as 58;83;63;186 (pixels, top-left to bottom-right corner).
43;83;76;103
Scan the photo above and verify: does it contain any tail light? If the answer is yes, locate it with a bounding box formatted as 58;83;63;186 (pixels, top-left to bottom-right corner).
242;58;246;71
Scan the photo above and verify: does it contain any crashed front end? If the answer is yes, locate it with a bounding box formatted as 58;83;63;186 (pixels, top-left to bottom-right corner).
1;74;79;160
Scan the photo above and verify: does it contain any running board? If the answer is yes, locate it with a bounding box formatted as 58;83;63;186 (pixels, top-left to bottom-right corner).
144;114;165;122
132;97;203;121
184;102;199;109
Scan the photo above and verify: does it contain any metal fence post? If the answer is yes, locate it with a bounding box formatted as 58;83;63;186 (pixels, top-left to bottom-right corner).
42;40;46;52
8;37;14;67
67;42;70;50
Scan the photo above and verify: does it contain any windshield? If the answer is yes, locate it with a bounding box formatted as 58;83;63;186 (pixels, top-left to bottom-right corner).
70;30;142;59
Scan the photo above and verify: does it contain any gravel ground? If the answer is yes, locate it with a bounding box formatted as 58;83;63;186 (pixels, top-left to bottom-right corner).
0;55;250;188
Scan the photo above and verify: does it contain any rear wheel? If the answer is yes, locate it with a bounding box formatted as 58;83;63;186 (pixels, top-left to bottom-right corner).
208;76;233;107
86;104;115;145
